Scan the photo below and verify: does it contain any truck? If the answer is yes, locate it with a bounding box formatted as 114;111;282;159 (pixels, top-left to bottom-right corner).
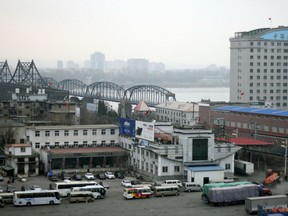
201;181;271;206
245;195;288;214
258;205;288;216
234;159;254;175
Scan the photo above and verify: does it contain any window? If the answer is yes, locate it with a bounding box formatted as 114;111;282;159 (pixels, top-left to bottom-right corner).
110;129;115;135
73;141;78;147
101;141;106;146
55;131;59;136
55;142;59;147
225;164;231;170
83;130;87;136
45;131;50;136
74;130;78;136
174;166;180;172
83;141;88;147
92;129;97;135
64;142;69;147
35;143;40;148
111;140;115;146
101;129;106;135
64;130;69;136
35;131;40;137
20;147;25;152
162;166;168;173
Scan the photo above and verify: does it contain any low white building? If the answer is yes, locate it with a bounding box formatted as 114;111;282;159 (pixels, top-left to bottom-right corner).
120;127;240;186
5;143;39;177
155;101;199;127
25;124;124;173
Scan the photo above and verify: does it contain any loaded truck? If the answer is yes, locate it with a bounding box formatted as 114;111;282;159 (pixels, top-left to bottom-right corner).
201;181;271;206
234;159;254;175
245;195;288;214
258;205;288;216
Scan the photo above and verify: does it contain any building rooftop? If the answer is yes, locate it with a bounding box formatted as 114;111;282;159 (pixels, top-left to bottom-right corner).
26;124;118;130
156;101;199;112
187;166;224;172
216;137;272;146
213;106;288;117
48;146;127;154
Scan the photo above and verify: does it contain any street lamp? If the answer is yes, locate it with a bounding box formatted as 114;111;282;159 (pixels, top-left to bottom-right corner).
281;140;288;178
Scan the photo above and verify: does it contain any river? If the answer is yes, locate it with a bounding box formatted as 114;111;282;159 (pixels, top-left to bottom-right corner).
167;87;230;103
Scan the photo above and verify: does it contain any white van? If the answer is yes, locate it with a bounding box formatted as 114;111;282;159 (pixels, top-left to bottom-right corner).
163;180;182;188
182;182;202;192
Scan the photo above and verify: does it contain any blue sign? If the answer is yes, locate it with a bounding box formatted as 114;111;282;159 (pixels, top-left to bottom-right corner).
119;118;135;137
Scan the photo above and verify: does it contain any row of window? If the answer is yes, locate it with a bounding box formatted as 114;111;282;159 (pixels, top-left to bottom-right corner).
157;109;187;117
250;55;288;60
250;48;287;53
249;68;288;73
34;140;116;148
250;62;288;67
250;41;288;46
35;129;115;137
220;120;288;134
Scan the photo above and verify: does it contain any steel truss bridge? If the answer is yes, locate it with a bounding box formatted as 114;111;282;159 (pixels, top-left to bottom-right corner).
0;60;176;106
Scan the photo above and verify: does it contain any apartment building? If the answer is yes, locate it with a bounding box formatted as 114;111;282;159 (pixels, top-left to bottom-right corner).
155;101;199;127
230;26;288;110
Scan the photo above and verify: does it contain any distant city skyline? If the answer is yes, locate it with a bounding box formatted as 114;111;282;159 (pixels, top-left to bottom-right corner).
1;0;288;69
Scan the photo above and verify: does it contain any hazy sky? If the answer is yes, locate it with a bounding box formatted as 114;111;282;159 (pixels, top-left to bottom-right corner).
1;0;288;69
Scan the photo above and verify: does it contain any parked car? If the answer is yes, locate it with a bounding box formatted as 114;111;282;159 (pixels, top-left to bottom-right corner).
85;172;95;180
114;171;125;179
99;181;110;189
48;174;58;181
182;182;202;192
72;174;82;181
61;171;71;181
31;185;42;191
96;173;106;180
105;172;115;179
6;184;15;193
0;175;4;181
121;180;132;187
0;186;3;193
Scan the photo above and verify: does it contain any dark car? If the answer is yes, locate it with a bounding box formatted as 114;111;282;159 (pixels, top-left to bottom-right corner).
114;171;125;179
72;174;82;181
48;174;59;181
96;173;106;180
6;184;16;193
61;171;71;181
99;181;110;189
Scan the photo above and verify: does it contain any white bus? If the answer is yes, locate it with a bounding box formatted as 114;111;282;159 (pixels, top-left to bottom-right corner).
72;185;106;199
13;190;61;206
52;180;97;196
153;185;180;197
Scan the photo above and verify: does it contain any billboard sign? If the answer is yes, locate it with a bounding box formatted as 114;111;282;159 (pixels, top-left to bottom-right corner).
119;118;135;137
135;121;154;142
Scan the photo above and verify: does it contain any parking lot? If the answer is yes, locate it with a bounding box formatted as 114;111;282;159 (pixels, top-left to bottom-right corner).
1;172;288;216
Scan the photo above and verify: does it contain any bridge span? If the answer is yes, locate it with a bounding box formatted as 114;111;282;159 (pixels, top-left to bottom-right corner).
0;60;176;106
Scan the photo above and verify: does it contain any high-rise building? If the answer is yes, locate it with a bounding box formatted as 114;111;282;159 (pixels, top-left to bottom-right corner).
230;26;288;110
127;58;149;72
90;52;105;71
57;60;63;69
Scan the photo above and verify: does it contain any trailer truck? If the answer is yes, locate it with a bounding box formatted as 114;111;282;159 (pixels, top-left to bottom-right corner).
245;195;288;214
201;181;271;206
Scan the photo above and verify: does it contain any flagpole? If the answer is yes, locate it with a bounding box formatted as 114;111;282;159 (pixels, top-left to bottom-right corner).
269;18;272;28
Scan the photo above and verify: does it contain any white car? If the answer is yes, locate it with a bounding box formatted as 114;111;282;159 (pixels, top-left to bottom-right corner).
85;173;95;180
31;185;42;191
121;180;132;187
104;172;115;179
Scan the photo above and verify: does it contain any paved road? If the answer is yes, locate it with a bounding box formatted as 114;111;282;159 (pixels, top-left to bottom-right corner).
1;172;287;216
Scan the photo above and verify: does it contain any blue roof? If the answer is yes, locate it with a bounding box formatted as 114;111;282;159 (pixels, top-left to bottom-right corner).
213;106;288;117
188;166;224;172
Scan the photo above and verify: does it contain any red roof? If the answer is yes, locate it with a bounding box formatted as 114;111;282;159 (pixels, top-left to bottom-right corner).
216;137;272;146
155;133;173;142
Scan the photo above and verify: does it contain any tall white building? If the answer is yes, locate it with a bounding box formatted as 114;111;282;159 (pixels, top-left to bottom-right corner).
90;52;105;71
230;26;288;110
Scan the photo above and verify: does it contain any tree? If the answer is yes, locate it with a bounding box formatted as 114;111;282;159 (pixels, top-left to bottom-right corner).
0;127;17;154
